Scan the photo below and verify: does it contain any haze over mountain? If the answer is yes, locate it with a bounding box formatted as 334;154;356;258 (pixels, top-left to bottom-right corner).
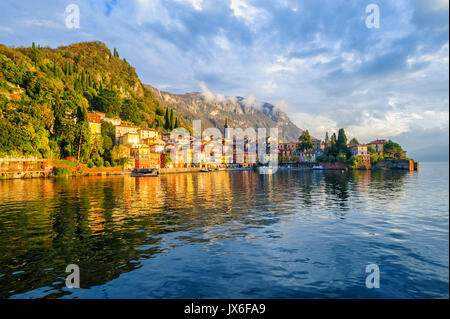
146;84;302;142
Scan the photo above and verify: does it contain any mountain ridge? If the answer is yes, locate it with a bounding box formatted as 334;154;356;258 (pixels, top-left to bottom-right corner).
145;84;302;142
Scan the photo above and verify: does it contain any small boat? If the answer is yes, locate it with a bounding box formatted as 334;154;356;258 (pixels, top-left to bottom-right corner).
258;166;275;174
131;168;159;177
312;165;323;170
200;168;210;172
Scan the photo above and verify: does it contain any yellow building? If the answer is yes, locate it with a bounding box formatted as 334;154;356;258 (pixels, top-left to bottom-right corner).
138;128;160;141
119;132;140;147
89;122;101;135
366;139;387;155
115;124;141;143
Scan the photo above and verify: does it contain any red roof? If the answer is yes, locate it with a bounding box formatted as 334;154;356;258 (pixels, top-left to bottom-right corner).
88;113;101;123
368;139;387;144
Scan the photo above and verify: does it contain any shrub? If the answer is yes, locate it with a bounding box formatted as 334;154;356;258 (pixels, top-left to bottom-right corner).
54;167;72;177
336;152;347;163
104;161;110;167
93;157;104;167
87;160;94;168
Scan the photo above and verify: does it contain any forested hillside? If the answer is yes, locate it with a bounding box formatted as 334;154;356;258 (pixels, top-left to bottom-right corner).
0;41;187;162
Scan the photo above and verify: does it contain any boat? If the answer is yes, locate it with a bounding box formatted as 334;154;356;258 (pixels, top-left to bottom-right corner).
312;165;323;170
258;166;275;174
131;168;159;177
200;168;210;172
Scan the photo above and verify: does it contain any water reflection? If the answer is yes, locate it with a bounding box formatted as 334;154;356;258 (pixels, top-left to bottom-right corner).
0;169;419;298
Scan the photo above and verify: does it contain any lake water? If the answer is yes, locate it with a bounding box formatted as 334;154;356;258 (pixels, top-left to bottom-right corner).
0;162;448;299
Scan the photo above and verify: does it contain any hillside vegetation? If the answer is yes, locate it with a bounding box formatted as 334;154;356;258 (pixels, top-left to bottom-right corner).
0;41;187;162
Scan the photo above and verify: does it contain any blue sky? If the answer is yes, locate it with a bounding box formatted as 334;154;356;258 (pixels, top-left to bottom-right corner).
0;0;448;161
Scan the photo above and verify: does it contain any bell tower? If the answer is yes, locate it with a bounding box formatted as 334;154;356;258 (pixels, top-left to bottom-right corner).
224;118;231;140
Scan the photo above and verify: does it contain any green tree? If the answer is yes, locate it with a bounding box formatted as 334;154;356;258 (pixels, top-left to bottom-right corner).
93;88;121;116
336;128;348;153
74;106;91;162
348;137;359;147
324;132;330;148
331;133;336;146
298;130;313;152
110;145;129;164
164;107;170;130
383;140;406;159
120;98;144;126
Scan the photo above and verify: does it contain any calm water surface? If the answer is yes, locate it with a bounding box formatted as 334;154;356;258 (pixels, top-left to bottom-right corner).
0;162;448;298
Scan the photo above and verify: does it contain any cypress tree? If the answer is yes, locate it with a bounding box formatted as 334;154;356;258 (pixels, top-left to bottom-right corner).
164;107;169;130
169;109;174;130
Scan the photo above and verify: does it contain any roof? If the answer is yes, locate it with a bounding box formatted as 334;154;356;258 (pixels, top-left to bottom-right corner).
368;139;387;144
116;124;140;128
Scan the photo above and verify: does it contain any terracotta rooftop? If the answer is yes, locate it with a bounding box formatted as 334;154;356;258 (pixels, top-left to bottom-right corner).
368;139;387;144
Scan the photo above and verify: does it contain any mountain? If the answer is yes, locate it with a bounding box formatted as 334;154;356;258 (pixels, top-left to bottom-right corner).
0;40;302;162
146;85;302;142
0;41;186;160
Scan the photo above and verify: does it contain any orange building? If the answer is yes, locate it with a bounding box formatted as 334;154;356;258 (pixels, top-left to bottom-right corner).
131;146;161;169
88;112;102;135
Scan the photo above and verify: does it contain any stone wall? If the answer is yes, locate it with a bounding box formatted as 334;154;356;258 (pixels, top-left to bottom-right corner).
374;159;414;170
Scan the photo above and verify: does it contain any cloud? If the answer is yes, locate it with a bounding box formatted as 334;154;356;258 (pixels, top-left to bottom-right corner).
176;0;204;11
230;0;267;29
0;0;447;150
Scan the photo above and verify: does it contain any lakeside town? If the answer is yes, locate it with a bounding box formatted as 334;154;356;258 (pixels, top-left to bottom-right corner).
0;109;418;179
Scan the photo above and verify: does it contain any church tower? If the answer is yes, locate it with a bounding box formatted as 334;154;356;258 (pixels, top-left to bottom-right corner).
224;117;231;140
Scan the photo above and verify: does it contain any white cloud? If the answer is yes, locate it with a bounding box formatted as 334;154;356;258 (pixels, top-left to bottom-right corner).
230;0;267;29
275;100;290;113
243;94;256;107
175;0;204;11
198;81;229;102
135;0;184;30
199;81;215;100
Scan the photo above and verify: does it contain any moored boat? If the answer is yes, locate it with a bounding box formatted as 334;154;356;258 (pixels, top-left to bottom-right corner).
131;168;159;177
258;166;275;174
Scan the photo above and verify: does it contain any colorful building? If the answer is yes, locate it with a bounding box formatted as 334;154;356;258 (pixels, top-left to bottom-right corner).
130;145;161;169
119;132;140;147
138;128;160;141
115;124;141;144
349;144;371;167
311;138;321;150
278;142;300;161
366;139;387;155
103;117;121;126
87;112;102;136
